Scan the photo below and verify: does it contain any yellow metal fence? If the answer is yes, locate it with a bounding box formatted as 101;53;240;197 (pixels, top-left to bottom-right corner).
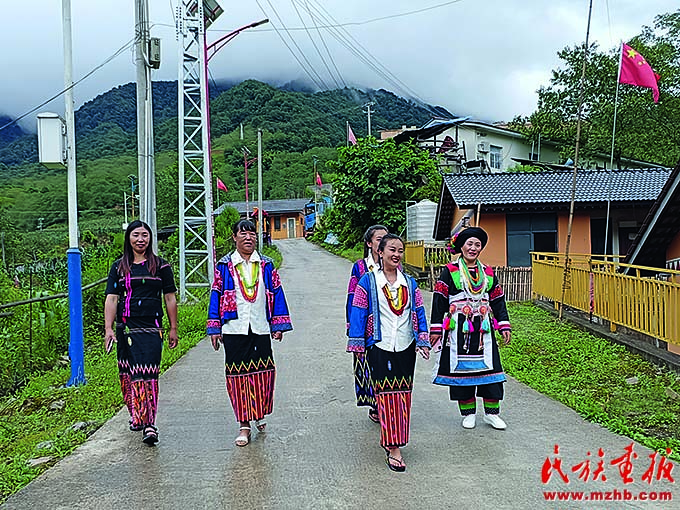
404;242;533;302
532;252;680;346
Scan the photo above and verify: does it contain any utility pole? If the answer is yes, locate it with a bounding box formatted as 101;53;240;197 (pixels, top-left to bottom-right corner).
135;0;156;244
257;129;263;252
63;0;85;386
364;101;375;137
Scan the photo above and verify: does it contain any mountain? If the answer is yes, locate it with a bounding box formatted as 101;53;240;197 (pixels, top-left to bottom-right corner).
0;79;449;168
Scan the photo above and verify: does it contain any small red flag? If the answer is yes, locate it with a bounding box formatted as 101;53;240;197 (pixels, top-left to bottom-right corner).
217;177;228;192
316;172;322;187
347;123;357;145
619;43;660;103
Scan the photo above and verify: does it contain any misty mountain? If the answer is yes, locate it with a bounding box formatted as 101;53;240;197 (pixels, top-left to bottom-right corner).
0;79;449;168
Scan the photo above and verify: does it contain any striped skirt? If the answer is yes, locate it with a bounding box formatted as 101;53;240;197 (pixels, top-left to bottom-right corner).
116;317;162;428
366;343;416;448
222;330;276;422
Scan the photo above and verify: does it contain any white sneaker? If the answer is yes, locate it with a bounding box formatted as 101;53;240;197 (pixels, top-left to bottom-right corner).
461;415;476;429
483;414;507;430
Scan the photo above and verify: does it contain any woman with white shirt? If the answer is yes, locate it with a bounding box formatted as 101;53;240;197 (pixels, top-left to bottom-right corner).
348;234;430;472
345;224;388;423
207;219;293;447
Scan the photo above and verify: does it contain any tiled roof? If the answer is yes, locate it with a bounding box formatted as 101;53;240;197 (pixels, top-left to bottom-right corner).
442;169;671;207
216;198;310;215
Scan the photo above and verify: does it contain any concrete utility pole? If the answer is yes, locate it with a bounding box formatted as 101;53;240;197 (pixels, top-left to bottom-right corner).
364;101;375;137
257;129;263;252
135;0;157;243
63;0;85;386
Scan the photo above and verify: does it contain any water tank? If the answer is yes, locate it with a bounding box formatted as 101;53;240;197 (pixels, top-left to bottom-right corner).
406;199;437;242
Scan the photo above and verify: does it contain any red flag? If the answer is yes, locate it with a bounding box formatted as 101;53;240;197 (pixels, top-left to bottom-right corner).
217;177;228;192
619;43;660;103
316;172;322;187
347;123;357;145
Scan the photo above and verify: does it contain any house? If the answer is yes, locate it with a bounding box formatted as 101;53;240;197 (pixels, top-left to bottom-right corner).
433;168;671;267
626;161;680;272
383;118;662;173
217;198;309;240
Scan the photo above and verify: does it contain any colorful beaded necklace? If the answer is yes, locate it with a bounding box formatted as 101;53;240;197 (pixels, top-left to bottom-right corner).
459;259;486;294
382;283;408;316
235;261;260;302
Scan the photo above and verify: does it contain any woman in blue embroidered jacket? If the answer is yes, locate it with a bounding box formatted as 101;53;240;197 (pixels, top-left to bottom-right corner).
429;227;511;431
348;234;430;472
207;219;292;446
345;224;388;424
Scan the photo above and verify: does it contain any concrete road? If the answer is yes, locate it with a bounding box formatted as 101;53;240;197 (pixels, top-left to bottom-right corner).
3;239;678;509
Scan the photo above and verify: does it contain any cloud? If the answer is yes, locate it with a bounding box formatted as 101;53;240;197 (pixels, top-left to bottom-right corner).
1;0;676;130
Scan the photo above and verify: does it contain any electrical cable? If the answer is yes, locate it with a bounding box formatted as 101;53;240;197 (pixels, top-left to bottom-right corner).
303;0;347;89
300;0;440;115
289;0;342;89
0;37;136;133
255;0;327;90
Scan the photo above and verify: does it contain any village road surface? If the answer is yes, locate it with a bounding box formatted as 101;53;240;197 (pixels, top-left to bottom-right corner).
3;238;678;509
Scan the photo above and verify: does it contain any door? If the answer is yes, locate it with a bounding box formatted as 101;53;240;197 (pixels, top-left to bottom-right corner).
287;217;296;238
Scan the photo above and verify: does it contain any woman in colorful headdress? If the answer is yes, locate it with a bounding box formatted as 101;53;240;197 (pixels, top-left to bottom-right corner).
429;226;512;430
348;234;430;472
345;224;388;424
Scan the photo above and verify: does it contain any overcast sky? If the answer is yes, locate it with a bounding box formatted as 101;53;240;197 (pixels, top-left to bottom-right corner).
2;0;677;131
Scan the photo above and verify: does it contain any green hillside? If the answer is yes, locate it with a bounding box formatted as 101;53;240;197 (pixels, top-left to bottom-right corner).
0;80;443;233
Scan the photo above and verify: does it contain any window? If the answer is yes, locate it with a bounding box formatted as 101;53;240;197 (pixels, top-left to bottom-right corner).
490;145;502;169
274;217;281;230
506;213;557;267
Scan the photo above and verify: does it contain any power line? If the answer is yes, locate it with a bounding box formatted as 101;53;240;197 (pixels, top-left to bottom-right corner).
303;0;347;89
255;0;328;90
0;37;136;133
289;0;342;89
300;0;440;115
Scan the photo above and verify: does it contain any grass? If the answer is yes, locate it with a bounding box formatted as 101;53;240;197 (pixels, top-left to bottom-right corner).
504;302;680;461
0;298;208;503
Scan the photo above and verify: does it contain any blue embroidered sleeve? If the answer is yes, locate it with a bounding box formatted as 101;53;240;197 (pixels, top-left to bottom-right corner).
347;276;370;353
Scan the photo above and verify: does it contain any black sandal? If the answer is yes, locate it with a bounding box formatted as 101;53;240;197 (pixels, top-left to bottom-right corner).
368;408;379;424
385;452;406;472
129;421;143;432
142;425;158;445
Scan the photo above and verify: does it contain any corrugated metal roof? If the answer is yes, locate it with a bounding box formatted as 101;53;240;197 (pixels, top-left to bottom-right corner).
442;169;670;207
216;198;310;215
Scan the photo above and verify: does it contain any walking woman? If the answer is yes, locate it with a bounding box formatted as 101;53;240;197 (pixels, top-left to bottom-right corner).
348;234;430;472
346;224;388;423
207;219;292;447
429;227;511;430
104;220;178;445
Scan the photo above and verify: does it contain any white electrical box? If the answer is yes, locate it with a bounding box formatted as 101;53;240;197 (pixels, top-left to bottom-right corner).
37;112;66;169
149;38;161;69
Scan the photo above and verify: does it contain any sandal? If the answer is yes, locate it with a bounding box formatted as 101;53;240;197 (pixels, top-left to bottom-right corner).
142;425;158;446
234;426;251;447
255;419;267;432
129;420;143;432
385;452;406;472
368;409;380;424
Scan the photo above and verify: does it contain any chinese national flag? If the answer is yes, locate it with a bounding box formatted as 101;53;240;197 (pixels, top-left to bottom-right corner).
619;43;660;103
217;177;228;192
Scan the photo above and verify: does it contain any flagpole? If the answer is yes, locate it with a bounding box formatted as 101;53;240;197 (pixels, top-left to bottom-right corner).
346;121;349;147
559;0;593;320
605;41;624;257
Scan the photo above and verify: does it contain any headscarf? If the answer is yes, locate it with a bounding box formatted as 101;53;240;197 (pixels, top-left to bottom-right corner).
446;227;488;254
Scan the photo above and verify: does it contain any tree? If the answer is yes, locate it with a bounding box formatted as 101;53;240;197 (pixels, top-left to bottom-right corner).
509;10;680;168
324;137;439;247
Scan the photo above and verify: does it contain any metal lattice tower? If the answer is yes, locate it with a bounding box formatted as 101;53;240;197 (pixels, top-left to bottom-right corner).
176;1;222;302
